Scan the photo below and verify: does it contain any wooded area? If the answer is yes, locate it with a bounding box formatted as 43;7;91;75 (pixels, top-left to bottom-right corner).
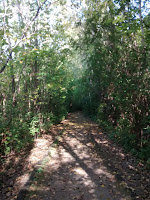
0;0;150;166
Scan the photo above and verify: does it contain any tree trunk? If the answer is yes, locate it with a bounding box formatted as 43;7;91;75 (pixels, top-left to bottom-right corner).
139;0;144;45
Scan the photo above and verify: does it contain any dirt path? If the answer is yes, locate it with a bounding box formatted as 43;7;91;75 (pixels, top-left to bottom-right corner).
19;112;132;200
1;112;150;200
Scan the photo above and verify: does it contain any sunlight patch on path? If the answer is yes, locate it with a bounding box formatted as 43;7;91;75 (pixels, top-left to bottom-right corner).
20;112;132;200
16;137;51;191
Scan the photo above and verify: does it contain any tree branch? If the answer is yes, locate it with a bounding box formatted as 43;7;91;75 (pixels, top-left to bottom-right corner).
0;52;12;73
0;0;49;74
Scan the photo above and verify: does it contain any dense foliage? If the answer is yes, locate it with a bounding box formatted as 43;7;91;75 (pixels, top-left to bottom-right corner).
73;0;150;163
0;0;150;165
0;46;72;156
0;0;73;157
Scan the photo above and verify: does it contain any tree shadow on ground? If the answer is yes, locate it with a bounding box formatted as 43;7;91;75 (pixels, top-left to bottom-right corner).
0;143;34;200
86;129;150;200
22;146;126;200
15;112;150;200
17;117;130;200
68;122;150;200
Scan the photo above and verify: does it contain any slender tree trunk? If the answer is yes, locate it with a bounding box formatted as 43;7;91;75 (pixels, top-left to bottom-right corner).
11;64;16;107
139;0;144;45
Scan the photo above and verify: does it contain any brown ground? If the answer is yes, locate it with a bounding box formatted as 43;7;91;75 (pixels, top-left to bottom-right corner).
0;112;150;200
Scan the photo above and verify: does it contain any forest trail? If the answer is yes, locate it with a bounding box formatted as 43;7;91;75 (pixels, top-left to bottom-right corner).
20;112;131;200
1;112;149;200
16;112;134;200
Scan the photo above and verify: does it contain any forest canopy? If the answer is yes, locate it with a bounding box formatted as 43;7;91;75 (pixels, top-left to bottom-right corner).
0;0;150;164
